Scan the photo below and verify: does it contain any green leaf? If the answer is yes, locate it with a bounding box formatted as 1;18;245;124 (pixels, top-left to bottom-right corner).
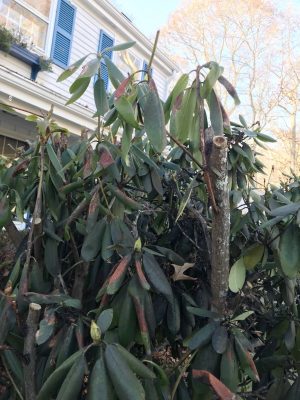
231;311;254;321
229;258;246;293
57;354;85;400
176;175;197;222
88;357;116;400
66;77;91;105
184;321;217;350
270;202;300;217
104;344;145;400
186;306;219;319
81;219;106;262
207;90;223;136
279;223;300;278
212;325;228;354
44;238;60;277
220;340;239;392
79;58;100;78
103;41;136;53
94;78;109;116
103;55;125;89
140;80;166;153
37;350;83;400
118;290;137;347
114;96;139;129
57;55;90;82
243;244;265;270
200;62;223;99
142;252;173;303
97;309;113;333
256;132;276;142
164;73;189;116
46;142;66;183
176;87;197;143
112;344;155;379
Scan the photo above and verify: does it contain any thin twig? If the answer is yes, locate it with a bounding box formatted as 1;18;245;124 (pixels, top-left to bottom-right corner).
18;143;45;302
63;184;100;227
166;129;204;171
147;30;160;76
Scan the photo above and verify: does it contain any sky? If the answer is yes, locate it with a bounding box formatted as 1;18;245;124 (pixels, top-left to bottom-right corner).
111;0;182;38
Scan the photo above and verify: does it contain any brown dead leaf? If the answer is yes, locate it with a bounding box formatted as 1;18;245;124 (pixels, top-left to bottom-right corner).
171;262;196;281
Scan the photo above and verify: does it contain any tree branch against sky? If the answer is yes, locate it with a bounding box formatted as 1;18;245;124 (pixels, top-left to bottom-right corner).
160;0;300;178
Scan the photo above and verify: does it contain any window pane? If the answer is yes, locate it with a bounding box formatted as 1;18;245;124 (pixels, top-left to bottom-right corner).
0;0;48;49
23;0;51;18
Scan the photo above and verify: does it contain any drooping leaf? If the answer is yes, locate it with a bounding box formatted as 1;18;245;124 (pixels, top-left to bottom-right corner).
270;202;300;217
220;340;239;392
141;79;166;153
88;357;116;400
103;55;125;89
218;75;240;105
112;344;155;379
212;325;228;354
142;252;173;302
94;78;109;116
200;62;224;99
207;89;223;136
37;350;84;400
81;219;106;262
66;77;91;105
106;254;132;295
114;96;140;129
56;354;85;400
104;344;145;400
46;142;66;183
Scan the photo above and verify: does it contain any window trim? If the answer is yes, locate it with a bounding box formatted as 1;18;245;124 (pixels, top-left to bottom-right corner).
1;0;51;52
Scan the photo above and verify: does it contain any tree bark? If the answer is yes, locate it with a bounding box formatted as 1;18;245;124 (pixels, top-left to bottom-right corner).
23;302;41;400
210;136;230;315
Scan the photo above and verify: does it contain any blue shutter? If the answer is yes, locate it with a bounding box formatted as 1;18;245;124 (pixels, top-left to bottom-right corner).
142;60;153;80
51;0;76;68
98;30;114;90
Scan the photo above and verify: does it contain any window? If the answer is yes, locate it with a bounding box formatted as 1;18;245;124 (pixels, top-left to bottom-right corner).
98;30;114;90
0;134;28;157
115;50;141;77
51;0;76;68
0;0;50;50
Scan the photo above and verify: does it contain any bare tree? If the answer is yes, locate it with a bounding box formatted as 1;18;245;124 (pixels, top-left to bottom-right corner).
161;0;300;176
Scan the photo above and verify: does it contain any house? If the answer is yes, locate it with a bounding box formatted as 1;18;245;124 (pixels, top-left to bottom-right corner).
0;0;176;156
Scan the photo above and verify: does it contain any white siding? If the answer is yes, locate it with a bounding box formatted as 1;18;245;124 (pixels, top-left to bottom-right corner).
0;0;176;136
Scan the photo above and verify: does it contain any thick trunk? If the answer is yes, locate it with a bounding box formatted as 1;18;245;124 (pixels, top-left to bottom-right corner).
210;136;230;314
